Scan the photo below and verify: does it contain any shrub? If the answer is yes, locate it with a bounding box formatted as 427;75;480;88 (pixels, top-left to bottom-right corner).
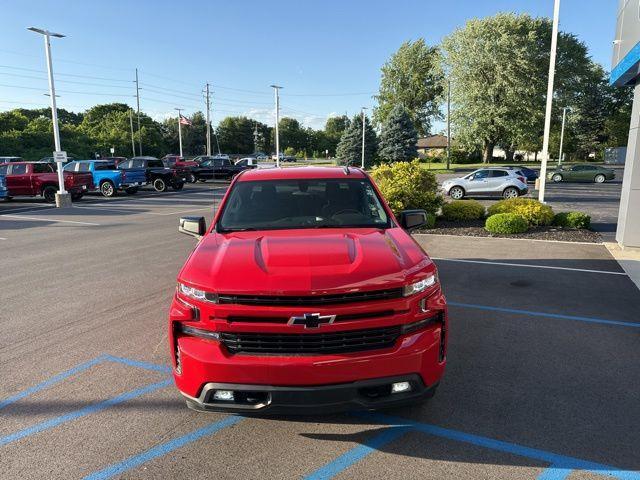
553;211;591;229
450;149;478;164
441;200;485;221
370;160;443;216
485;213;529;234
425;213;436;229
487;198;554;226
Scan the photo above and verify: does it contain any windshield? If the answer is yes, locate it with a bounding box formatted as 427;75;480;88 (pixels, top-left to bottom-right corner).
217;178;390;231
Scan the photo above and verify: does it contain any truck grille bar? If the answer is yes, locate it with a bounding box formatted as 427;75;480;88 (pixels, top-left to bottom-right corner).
216;288;403;306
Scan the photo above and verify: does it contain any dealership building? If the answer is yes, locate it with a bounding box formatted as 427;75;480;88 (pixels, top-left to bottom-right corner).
612;0;640;249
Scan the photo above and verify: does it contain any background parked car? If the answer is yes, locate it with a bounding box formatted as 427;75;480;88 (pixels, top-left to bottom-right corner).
118;156;183;192
0;156;23;164
503;165;538;182
0;173;7;200
442;168;528;199
38;155;76;164
0;161;92;202
547;164;615;183
161;155;199;183
192;156;248;181
235;157;259;169
64;160;128;197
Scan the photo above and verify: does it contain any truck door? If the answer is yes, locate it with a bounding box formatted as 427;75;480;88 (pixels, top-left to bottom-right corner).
8;163;30;195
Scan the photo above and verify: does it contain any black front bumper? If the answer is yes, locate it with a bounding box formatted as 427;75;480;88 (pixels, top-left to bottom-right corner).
182;374;437;415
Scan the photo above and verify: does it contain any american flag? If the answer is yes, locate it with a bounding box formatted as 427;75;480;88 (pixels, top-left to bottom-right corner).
179;114;192;126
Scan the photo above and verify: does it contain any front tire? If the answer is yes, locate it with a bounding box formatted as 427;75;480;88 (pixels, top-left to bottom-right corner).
100;180;116;197
153;178;167;192
188;173;197;183
449;186;465;200
552;174;563;183
502;187;519;199
42;186;57;203
594;174;606;184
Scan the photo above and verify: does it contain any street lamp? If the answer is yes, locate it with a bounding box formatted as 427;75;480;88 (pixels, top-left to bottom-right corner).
175;108;184;157
271;85;282;167
361;107;368;169
538;0;561;203
28;26;70;207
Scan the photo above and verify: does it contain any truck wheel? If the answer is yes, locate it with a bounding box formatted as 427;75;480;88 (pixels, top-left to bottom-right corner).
42;186;57;203
125;187;139;195
502;187;519;199
100;180;116;197
153;178;167;192
188;173;197;183
552;174;563;183
172;181;184;191
594;174;606;184
71;192;84;201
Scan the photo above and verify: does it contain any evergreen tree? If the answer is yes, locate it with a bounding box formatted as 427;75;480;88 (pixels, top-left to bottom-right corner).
336;115;377;167
378;105;418;162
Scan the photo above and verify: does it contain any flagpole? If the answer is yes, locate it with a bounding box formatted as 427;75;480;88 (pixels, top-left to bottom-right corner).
175;108;183;157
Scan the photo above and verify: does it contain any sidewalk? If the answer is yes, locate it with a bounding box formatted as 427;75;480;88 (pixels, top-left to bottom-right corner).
604;242;640;292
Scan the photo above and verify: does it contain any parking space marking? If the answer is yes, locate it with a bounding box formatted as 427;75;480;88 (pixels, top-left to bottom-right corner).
347;412;640;480
0;356;106;410
432;257;626;276
448;301;640;329
102;354;172;374
0;379;172;447
305;426;410;480
537;466;574;480
83;416;243;480
0;214;100;226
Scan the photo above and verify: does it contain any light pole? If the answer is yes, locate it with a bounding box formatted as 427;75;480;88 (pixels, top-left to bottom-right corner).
175;108;184;157
361;107;368;169
271;85;282;167
558;107;569;166
538;0;561;203
447;79;452;170
28;26;70;207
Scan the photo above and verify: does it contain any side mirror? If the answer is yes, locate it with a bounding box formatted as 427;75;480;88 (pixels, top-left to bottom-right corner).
399;210;428;230
179;216;206;239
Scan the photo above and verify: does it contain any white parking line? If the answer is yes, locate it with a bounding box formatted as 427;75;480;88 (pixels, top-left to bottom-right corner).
0;214;100;226
432;257;627;276
150;207;212;216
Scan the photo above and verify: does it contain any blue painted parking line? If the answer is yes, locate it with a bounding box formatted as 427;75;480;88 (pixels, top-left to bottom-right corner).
83;416;243;480
102;354;172;374
304;426;410;480
0;355;108;410
0;379;172;447
537;465;574;480
448;301;640;329
358;412;640;480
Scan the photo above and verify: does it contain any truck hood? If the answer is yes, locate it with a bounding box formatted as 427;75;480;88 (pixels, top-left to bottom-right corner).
180;228;434;295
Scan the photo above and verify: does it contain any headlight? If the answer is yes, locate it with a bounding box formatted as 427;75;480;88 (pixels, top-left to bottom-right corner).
403;273;438;296
177;282;217;303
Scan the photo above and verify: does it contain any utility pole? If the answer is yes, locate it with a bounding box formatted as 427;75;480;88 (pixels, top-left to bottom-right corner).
361;107;368;169
253;122;259;153
135;68;142;156
538;0;561;203
129;109;135;156
175;108;184;157
558;107;569;166
271;85;282;167
28;26;69;207
205;83;211;156
446;79;451;170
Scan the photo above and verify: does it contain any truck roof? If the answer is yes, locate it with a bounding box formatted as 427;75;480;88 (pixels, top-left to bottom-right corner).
237;166;366;182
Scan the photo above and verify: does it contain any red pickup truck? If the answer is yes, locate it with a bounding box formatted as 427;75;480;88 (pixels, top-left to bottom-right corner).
169;166;447;414
0;162;93;202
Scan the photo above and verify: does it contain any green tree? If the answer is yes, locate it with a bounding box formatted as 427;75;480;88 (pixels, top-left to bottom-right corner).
324;115;350;155
378;105;418;162
604;84;633;148
336;115;377;167
442;13;593;162
374;39;443;136
216;116;255;153
277;117;307;152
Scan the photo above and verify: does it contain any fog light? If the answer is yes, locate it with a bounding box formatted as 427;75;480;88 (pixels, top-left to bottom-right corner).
391;382;411;394
212;390;234;401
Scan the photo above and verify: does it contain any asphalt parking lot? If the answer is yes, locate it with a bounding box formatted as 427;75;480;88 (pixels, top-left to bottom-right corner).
1;183;639;479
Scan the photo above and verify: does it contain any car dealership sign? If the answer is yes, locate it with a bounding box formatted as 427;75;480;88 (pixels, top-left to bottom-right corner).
612;0;640;86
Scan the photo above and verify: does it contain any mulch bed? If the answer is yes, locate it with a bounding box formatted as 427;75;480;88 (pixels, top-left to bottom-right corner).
416;219;602;243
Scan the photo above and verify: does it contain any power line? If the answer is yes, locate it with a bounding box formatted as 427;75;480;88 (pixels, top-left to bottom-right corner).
0;82;135;97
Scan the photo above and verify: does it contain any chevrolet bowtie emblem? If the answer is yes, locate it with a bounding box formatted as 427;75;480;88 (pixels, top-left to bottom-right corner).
288;313;336;329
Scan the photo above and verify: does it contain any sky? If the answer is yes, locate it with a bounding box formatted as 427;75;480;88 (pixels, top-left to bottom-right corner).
0;0;618;131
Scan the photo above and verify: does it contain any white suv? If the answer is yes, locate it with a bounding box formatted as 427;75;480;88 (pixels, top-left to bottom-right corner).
442;168;528;200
